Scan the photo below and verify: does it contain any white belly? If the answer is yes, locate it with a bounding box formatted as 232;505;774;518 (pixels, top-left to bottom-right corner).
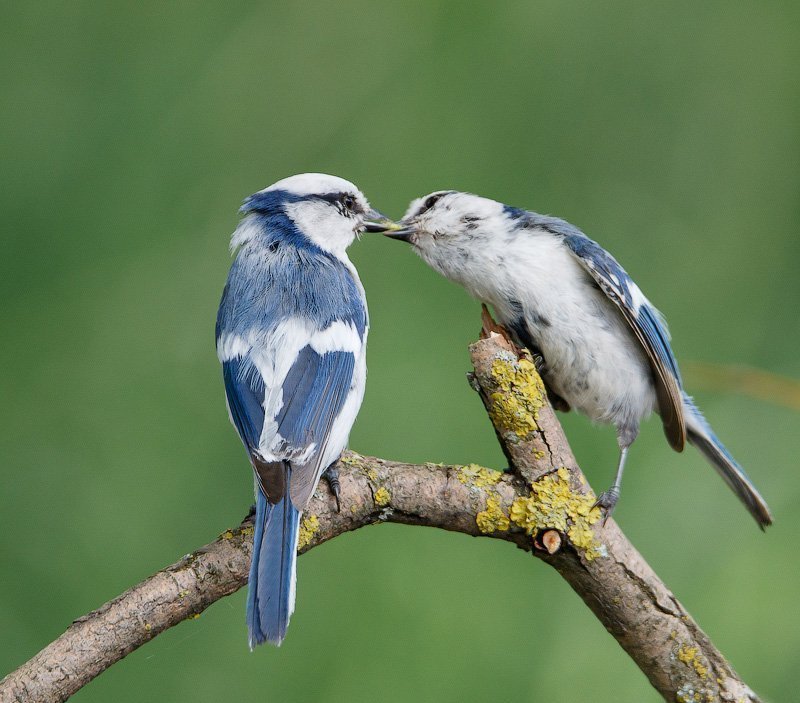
470;236;658;432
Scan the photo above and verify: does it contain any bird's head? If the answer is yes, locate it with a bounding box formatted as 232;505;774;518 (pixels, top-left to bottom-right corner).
233;173;396;256
386;190;511;277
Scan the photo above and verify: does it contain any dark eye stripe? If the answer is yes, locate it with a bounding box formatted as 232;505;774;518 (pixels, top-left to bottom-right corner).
316;192;362;215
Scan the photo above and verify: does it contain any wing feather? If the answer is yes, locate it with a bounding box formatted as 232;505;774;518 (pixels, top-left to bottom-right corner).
562;232;686;450
222;342;357;510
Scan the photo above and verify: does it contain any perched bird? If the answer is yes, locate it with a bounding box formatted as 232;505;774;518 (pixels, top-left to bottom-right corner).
387;190;772;528
216;173;395;646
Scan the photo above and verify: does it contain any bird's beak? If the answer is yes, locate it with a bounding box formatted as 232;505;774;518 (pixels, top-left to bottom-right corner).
381;219;417;242
362;209;401;233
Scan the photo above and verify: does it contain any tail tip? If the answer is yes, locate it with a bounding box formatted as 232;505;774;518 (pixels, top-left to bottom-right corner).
248;626;286;649
757;510;774;532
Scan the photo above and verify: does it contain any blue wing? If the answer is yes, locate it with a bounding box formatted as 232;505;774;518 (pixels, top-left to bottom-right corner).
273;345;356;507
223;355;265;456
222;345;356;508
561;231;686;450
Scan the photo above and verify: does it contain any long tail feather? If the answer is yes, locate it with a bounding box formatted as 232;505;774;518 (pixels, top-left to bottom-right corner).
246;488;300;647
683;395;773;529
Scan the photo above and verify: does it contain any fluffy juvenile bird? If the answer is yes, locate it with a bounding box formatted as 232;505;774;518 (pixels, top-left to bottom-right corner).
388;190;772;528
216;173;394;646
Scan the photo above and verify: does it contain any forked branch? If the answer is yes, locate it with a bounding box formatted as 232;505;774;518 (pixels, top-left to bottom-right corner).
0;326;760;703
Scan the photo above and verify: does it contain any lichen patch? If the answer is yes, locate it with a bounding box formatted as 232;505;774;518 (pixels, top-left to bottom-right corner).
677;644;709;679
489;357;546;439
457;464;503;488
476;495;510;534
297;514;320;550
509;467;604;559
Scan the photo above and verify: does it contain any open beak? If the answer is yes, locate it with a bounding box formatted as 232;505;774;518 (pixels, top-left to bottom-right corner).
362;209;401;233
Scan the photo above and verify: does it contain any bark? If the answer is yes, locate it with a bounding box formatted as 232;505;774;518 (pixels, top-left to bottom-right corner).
0;328;760;703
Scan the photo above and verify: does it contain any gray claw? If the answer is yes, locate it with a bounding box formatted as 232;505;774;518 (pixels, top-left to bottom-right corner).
324;465;342;513
532;352;547;375
593;486;620;525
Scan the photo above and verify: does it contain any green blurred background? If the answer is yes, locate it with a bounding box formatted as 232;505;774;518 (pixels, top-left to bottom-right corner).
2;1;798;700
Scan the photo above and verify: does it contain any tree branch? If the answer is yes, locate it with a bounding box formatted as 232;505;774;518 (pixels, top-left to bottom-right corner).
0;330;761;703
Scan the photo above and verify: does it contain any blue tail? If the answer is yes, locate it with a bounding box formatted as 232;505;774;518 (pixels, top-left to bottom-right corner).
683;394;773;529
246;489;301;647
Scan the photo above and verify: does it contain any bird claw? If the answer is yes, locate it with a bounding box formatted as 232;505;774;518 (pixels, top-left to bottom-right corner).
531;352;547;375
593;486;620;525
324;465;342;513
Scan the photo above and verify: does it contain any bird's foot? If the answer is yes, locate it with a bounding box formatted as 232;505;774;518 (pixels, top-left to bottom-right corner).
531;352;547;376
593;486;620;526
324;465;342;513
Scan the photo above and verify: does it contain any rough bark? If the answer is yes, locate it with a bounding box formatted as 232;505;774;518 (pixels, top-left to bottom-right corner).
468;326;758;703
0;329;760;703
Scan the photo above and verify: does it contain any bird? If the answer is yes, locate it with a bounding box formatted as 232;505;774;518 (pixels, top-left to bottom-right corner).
385;190;772;528
216;173;396;646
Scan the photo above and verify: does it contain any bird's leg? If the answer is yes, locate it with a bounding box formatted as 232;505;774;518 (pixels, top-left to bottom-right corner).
594;427;637;524
323;463;342;513
594;446;628;524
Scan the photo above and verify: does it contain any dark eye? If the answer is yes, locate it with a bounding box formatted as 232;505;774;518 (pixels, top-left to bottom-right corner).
423;193;444;211
342;194;357;211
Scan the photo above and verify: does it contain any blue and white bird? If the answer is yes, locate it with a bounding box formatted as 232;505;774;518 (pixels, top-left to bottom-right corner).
216;173;394;647
388;191;772;528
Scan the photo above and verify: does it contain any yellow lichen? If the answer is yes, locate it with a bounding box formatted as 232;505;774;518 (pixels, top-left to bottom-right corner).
509;467;604;559
374;487;391;507
297;514;320;550
338;453;363;468
220;529;234;540
675;682;714;703
339;453;379;481
476;495;510;533
457;463;503;487
489;357;546;438
677;645;709;679
240;526;254;537
187;613;201;620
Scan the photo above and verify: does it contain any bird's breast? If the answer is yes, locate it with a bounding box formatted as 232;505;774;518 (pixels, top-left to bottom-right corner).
490;239;657;429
